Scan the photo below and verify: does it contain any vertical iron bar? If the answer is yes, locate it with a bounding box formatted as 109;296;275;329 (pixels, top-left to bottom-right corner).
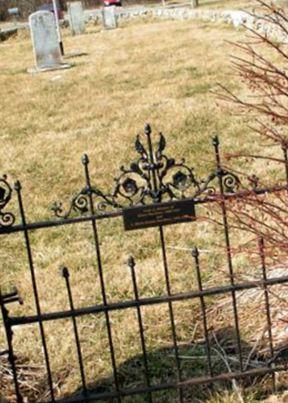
159;226;184;403
282;145;288;187
144;124;159;202
258;238;276;391
0;291;23;403
212;137;243;372
191;248;213;376
144;124;183;400
14;181;55;401
128;256;153;403
62;267;88;400
82;155;121;402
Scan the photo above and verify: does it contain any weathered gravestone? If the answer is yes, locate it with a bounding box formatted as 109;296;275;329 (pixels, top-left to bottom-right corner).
102;6;118;29
67;1;85;35
190;0;199;8
29;11;70;72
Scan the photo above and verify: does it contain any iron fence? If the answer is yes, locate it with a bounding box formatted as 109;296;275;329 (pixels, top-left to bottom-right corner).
1;124;288;402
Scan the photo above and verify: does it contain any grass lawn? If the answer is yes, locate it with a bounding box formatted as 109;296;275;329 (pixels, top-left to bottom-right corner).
0;15;286;402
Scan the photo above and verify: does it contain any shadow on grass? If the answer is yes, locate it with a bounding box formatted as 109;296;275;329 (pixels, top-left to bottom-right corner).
60;326;276;402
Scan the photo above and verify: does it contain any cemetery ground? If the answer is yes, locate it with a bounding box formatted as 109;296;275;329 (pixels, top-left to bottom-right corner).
1;15;287;403
0;0;262;31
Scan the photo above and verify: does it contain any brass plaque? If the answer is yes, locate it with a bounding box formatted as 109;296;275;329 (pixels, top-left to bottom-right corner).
123;199;196;231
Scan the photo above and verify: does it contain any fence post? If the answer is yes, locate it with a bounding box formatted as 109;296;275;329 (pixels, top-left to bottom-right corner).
0;288;23;403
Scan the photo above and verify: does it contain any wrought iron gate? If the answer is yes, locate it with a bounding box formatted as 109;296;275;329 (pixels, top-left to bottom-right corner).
1;124;288;402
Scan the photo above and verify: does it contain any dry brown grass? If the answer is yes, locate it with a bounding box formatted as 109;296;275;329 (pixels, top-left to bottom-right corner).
0;15;286;402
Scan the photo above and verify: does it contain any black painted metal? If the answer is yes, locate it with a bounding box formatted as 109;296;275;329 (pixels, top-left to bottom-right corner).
47;365;288;403
0;289;23;403
258;238;276;391
192;247;213;377
51;124;240;219
128;256;153;403
82;153;121;402
0;174;15;227
1;125;288;402
213;136;244;372
62;267;89;401
159;224;184;402
7;275;288;327
15;180;56;402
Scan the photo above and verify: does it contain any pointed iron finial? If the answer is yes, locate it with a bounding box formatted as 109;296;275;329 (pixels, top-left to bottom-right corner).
144;123;152;136
191;247;199;258
82;154;89;165
127;255;135;268
14;180;21;191
212;135;219;147
61;267;70;278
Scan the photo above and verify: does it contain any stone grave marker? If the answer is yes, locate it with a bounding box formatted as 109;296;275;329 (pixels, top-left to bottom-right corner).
29;11;70;72
102;6;118;29
67;1;85;35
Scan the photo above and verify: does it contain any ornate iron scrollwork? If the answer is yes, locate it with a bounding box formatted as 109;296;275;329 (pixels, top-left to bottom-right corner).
0;175;15;228
53;124;241;219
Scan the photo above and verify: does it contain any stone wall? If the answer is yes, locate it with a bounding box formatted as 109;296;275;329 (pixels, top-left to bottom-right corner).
90;6;287;43
2;4;287;43
84;5;286;42
150;8;288;42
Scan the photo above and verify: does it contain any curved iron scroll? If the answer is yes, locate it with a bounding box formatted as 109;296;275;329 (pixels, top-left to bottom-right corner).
0;175;15;228
52;125;241;219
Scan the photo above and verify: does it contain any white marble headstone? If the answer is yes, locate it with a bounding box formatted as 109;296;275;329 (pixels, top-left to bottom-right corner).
102;6;118;30
68;2;85;35
29;11;68;71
